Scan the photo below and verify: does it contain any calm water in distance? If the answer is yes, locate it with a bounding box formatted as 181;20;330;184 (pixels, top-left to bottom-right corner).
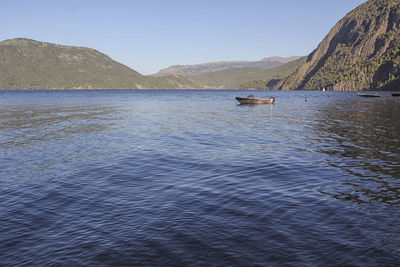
0;90;399;266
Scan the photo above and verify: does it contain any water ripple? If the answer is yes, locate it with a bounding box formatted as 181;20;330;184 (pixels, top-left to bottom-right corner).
0;90;399;265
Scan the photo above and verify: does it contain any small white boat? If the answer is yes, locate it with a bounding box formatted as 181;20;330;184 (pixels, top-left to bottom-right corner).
235;95;275;104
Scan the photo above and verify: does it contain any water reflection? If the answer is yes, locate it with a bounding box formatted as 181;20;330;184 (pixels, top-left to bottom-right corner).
0;105;118;148
315;98;400;206
0;104;119;181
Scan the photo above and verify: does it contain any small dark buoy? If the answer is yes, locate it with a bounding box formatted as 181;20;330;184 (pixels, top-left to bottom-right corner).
305;99;307;102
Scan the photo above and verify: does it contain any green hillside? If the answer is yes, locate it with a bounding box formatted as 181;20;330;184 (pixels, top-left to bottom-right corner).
154;56;301;76
238;57;307;89
0;38;201;89
188;56;306;89
189;67;271;89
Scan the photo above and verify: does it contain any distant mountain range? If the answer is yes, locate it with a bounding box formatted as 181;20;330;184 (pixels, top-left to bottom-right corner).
154;56;301;77
189;57;306;89
0;38;201;89
0;39;302;90
276;0;400;91
1;0;398;91
238;57;306;89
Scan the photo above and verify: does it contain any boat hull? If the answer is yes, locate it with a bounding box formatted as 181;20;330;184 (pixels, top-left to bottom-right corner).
357;93;380;98
235;97;274;104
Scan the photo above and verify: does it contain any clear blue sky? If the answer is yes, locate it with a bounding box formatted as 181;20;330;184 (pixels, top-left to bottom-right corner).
1;0;366;74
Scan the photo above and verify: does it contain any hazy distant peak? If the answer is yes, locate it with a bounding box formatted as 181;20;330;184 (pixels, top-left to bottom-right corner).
155;56;301;76
261;56;302;63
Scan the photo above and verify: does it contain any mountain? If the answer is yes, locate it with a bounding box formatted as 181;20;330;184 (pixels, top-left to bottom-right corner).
0;38;201;89
261;56;301;64
189;67;277;89
239;57;307;89
277;0;400;91
154;56;301;76
189;57;306;89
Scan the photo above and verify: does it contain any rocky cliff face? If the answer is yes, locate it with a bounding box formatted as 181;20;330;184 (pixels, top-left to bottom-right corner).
278;0;400;91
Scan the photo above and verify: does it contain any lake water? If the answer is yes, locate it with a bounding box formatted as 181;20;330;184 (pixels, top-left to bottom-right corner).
0;90;399;266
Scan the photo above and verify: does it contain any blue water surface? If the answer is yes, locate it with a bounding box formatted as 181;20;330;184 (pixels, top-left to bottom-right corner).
0;90;399;266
